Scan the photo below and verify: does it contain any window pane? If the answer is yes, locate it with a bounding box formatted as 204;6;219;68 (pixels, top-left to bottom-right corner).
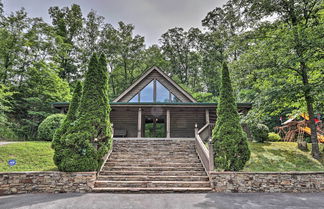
171;93;181;103
129;94;139;103
140;81;154;102
156;81;170;102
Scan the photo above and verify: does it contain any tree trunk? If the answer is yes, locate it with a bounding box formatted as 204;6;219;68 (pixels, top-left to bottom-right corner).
300;62;320;159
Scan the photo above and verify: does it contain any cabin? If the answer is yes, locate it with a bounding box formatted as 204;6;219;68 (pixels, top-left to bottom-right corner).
53;66;251;139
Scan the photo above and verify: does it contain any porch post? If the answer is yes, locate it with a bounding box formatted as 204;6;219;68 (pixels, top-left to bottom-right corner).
166;109;170;138
137;108;142;138
205;109;210;124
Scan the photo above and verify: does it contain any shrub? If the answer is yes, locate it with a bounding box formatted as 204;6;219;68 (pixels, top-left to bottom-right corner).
56;54;112;172
37;114;66;141
212;62;250;171
268;132;281;141
251;123;269;143
52;81;82;167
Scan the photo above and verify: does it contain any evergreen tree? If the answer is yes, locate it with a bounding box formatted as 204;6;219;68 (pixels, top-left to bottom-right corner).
52;80;82;166
212;62;250;171
57;53;112;172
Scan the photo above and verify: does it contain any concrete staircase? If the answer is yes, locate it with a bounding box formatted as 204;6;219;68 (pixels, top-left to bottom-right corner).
93;139;212;192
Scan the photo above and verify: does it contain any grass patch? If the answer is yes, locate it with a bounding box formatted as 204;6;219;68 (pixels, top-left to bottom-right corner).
0;142;57;172
244;142;324;172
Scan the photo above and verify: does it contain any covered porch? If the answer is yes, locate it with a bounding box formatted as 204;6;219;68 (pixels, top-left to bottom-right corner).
110;103;251;139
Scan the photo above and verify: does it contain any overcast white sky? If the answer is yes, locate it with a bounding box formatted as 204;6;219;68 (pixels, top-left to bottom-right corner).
3;0;226;46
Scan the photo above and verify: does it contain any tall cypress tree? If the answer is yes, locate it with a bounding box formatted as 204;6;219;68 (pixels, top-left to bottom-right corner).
58;53;112;172
212;62;250;171
52;80;82;166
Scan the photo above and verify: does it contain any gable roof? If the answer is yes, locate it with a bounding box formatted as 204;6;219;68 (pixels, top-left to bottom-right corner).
113;66;197;103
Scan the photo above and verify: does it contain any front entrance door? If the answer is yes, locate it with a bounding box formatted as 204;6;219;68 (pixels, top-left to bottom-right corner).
144;115;166;137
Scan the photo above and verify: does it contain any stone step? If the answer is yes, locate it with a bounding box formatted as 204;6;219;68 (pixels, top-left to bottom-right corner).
92;187;212;193
114;142;195;149
114;139;194;143
109;156;199;161
113;144;195;148
95;139;211;192
113;148;196;153
108;158;202;163
99;170;208;176
109;154;199;158
105;162;203;168
103;166;205;172
94;180;211;188
97;175;209;181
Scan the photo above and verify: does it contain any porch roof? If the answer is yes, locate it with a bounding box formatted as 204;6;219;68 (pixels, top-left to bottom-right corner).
51;102;252;109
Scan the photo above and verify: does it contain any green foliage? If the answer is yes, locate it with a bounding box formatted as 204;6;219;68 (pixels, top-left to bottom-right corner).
0;84;17;140
11;62;71;140
37;114;66;141
192;92;217;103
212;62;250;171
52;81;82;166
57;54;112;172
250;123;269;143
268;132;281;142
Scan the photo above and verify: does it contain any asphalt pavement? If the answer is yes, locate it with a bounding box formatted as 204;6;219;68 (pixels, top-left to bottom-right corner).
0;192;323;209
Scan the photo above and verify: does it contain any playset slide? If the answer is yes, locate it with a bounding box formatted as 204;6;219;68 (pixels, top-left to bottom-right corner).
298;126;324;143
300;113;324;143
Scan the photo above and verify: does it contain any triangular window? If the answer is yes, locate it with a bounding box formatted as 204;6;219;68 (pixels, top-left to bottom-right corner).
156;81;170;102
128;80;181;103
129;94;139;103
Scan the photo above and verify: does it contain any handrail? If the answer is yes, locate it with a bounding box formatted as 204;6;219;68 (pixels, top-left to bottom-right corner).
194;123;214;172
198;123;210;135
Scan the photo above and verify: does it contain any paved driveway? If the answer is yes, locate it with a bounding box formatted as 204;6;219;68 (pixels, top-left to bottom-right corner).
0;193;323;209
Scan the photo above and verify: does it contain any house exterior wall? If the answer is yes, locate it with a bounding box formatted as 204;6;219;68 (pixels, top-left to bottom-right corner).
110;108;138;137
110;107;208;138
118;70;192;103
170;108;205;138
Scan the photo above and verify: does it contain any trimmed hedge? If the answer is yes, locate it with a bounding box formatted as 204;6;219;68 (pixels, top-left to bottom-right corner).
268;132;281;141
37;114;66;141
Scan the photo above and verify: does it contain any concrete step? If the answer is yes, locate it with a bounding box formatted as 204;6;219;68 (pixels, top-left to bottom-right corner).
92;187;212;193
103;166;205;172
99;170;208;176
97;175;209;181
94;180;211;188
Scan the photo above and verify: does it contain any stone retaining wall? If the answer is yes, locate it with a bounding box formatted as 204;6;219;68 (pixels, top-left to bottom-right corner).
210;171;324;192
0;171;96;195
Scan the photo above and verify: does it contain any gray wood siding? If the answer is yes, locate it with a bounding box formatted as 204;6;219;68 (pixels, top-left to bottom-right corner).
170;108;205;138
110;108;138;137
118;70;192;103
110;107;211;138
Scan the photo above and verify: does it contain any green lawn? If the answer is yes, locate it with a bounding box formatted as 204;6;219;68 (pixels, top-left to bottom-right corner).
244;142;324;172
0;142;57;172
0;141;323;172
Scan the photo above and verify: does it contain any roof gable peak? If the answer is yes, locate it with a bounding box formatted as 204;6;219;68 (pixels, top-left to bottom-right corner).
113;66;196;103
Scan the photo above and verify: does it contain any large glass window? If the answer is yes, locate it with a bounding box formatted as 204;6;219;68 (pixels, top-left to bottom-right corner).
129;94;139;103
156;81;170;102
170;93;181;103
140;81;154;102
127;79;182;103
